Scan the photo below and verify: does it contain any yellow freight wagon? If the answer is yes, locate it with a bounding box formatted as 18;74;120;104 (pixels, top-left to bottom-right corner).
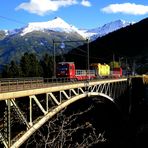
90;63;110;77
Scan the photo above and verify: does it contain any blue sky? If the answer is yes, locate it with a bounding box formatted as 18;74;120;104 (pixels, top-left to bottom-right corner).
0;0;148;30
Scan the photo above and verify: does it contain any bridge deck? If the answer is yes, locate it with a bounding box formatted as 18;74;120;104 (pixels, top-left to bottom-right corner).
0;78;127;100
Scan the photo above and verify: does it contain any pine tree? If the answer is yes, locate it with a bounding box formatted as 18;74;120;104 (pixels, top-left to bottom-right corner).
40;53;53;78
9;61;21;77
20;52;42;77
2;61;21;78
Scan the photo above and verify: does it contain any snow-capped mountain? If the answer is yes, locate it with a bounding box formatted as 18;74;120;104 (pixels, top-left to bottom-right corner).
8;17;87;38
7;17;131;40
83;19;132;40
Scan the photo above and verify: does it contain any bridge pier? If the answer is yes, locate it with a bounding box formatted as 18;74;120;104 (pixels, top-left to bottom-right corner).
129;77;145;114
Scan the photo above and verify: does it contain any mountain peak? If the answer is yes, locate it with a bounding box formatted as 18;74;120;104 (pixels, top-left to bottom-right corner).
102;19;130;28
86;19;131;40
114;19;126;23
53;16;62;20
54;16;59;19
19;17;87;38
48;16;67;24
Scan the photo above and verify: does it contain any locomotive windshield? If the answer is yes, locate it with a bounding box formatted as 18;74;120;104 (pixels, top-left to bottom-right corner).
57;64;68;71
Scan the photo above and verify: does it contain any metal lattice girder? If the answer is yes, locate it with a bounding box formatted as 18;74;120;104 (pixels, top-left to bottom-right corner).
10;93;89;148
78;87;85;94
0;132;8;148
89;84;97;92
29;96;47;115
88;81;128;100
48;92;61;105
69;89;78;97
0;78;128;148
60;91;70;100
10;99;30;128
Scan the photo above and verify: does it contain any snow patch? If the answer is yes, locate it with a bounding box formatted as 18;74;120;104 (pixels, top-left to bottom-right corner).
20;17;86;38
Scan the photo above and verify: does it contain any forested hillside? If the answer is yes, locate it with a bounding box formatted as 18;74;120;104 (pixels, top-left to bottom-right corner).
66;17;148;73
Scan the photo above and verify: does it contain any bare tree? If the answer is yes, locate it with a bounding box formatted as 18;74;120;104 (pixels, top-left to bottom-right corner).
24;105;106;148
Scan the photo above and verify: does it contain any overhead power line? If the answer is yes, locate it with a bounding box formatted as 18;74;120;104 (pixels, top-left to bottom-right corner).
0;15;26;25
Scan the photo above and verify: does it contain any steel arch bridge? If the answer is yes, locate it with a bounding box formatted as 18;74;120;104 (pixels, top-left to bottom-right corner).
0;78;128;148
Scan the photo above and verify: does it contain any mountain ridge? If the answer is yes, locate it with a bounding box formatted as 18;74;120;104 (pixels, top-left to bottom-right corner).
2;17;131;39
0;17;134;67
87;19;132;40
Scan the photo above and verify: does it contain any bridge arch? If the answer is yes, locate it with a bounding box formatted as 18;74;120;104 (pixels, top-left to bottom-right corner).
11;92;117;148
0;78;128;148
88;92;121;108
88;92;114;102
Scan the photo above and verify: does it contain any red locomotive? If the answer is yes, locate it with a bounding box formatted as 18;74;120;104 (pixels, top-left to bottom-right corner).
56;62;96;80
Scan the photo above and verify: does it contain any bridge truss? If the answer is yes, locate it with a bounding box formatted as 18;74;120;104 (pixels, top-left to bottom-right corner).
0;78;127;148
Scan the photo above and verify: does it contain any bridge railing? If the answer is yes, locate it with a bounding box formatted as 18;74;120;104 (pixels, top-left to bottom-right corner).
0;77;42;92
0;77;128;93
0;77;76;93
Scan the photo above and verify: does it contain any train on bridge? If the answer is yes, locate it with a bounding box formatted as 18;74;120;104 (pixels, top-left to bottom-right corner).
56;62;122;80
0;61;123;90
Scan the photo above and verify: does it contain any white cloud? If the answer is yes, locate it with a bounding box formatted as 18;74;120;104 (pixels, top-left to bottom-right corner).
101;3;148;15
16;0;78;16
81;0;91;7
16;0;92;16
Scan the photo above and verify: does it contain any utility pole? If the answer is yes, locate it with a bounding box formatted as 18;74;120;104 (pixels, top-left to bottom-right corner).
126;58;128;76
112;53;115;68
53;40;56;78
52;39;89;78
132;59;136;75
87;38;90;77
